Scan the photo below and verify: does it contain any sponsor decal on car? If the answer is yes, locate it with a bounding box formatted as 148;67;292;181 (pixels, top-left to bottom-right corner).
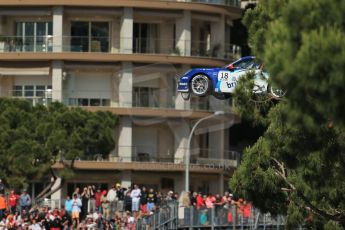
226;81;237;88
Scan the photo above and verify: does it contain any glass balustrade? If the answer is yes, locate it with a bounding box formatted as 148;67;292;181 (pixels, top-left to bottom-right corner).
0;35;241;60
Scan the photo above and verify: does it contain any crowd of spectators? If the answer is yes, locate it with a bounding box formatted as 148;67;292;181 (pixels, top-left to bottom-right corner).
178;191;252;226
0;178;252;229
0;182;180;230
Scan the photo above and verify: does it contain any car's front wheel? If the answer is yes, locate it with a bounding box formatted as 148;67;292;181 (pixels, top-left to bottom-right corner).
190;74;211;97
269;85;286;98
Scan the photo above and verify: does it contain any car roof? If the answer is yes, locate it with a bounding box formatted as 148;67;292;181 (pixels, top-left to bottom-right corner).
236;56;255;62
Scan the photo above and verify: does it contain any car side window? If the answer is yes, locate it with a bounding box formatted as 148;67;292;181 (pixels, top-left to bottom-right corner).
233;59;261;69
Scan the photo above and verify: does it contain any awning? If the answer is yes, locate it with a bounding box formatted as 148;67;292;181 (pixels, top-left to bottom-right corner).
0;67;50;76
0;8;51;16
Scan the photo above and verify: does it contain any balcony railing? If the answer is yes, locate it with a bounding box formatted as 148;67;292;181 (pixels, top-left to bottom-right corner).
75;156;238;169
3;89;233;112
113;145;239;167
159;0;241;7
0;35;242;60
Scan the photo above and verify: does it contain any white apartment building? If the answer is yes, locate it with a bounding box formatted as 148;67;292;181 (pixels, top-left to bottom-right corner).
0;0;242;199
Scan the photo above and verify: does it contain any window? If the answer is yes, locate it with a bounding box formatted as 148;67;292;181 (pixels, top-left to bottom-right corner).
13;85;23;97
35;85;46;97
16;21;52;52
24;85;34;97
132;87;159;108
12;85;52;105
133;23;158;53
90;98;100;106
78;98;89;106
71;21;110;52
68;98;110;107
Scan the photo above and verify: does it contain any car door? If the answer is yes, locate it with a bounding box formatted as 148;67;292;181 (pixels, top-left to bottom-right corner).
217;68;246;93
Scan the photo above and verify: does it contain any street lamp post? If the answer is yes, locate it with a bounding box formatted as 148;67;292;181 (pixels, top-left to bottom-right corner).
185;110;225;192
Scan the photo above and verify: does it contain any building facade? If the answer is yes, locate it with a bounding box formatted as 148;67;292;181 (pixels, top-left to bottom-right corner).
0;0;242;199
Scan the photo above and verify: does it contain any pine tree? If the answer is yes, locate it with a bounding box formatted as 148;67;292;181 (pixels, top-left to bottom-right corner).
230;0;345;228
0;98;117;198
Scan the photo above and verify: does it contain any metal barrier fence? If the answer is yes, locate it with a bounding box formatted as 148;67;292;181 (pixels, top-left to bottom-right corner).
178;206;286;229
30;199;288;229
135;201;287;230
136;201;178;230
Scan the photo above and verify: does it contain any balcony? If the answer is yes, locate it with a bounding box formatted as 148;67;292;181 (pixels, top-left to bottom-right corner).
3;88;233;114
53;147;240;173
114;146;239;165
162;0;241;7
0;35;242;61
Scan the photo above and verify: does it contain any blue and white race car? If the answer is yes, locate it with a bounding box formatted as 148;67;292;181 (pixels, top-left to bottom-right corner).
177;56;285;100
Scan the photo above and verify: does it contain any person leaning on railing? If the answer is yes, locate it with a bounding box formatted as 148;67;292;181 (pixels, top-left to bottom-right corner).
146;188;157;212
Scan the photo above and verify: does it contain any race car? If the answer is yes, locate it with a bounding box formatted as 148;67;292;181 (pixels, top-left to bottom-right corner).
177;56;285;100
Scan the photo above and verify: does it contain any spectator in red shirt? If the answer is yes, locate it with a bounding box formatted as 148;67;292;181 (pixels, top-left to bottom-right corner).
196;193;204;209
205;194;216;209
95;188;103;213
243;201;252;219
8;190;19;214
236;198;245;217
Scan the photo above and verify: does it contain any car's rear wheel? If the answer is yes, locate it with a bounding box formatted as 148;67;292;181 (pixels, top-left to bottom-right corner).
269;85;286;98
190;74;211;97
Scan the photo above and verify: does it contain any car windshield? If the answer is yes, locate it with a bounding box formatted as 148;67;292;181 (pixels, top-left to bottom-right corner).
226;58;261;69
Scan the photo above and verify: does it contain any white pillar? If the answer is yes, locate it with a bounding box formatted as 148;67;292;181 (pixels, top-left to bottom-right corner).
175;10;191;56
171;120;190;163
52;6;63;52
120;171;132;188
50;177;62;208
120;7;133;54
119;62;132;107
52;61;63;102
211;15;225;58
118;117;133;162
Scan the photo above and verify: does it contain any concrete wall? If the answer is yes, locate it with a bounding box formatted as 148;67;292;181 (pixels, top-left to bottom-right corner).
0;76;14;97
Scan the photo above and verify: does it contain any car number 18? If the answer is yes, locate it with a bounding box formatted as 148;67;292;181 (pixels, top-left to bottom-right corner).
218;71;230;81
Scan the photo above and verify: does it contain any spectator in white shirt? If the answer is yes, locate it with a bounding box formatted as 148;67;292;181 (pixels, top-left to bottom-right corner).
130;184;141;212
29;219;41;230
106;185;118;218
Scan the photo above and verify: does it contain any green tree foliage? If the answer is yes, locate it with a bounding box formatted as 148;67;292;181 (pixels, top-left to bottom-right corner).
0;98;117;191
230;0;345;228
